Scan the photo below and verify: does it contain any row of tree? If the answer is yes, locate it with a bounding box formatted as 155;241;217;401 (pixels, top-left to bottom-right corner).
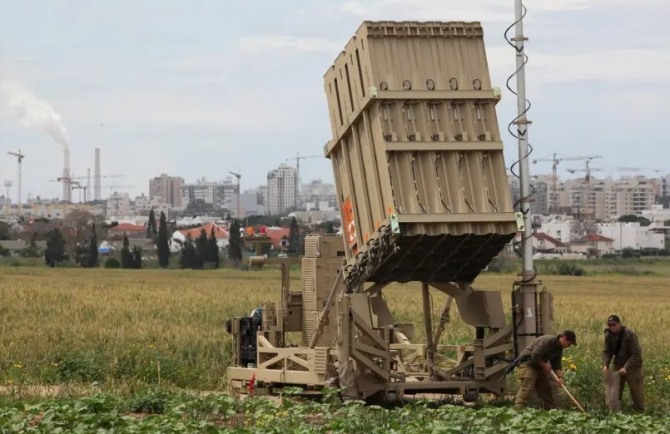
25;208;313;269
179;227;220;269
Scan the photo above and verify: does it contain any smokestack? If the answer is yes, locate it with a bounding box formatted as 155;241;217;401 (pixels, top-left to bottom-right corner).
94;148;101;201
62;148;71;202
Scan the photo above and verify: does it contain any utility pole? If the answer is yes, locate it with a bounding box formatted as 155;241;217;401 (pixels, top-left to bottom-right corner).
509;0;555;352
7;149;25;215
229;171;241;218
513;1;533;283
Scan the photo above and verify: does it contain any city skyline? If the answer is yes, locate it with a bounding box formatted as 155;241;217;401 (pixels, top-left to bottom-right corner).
1;0;670;200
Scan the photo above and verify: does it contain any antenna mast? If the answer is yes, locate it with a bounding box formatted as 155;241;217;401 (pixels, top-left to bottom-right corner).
513;0;534;281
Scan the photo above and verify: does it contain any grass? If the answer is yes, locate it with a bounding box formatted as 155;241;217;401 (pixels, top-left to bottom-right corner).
1;264;669;415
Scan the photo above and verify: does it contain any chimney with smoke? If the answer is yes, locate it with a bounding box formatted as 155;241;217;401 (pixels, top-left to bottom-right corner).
94;148;101;201
0;81;71;201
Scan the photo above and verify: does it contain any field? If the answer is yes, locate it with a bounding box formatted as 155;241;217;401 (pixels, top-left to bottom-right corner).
1;263;670;432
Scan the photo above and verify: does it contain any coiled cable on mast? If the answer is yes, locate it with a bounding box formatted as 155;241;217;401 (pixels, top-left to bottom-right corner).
504;3;537;264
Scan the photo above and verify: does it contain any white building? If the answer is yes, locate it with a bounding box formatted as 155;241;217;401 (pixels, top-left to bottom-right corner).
180;177;238;210
538;215;574;243
106;192;131;217
267;164;297;215
599;222;665;251
134;194;168;216
642;204;670;225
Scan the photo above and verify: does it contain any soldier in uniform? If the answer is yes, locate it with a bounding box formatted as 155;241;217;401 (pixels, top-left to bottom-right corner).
603;315;644;412
513;330;577;410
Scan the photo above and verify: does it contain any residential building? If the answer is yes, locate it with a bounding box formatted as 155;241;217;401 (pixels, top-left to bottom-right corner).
599;221;666;251
106;193;131;217
553;176;655;220
108;223;146;240
180;177;239;211
538;215;573;243
301;180;338;211
134;194;168;216
570;234;615;258
507;175;549;215
532;232;568;253
662;173;670;197
610;177;655;217
149;174;184;208
181;178;216;207
267;164;298;215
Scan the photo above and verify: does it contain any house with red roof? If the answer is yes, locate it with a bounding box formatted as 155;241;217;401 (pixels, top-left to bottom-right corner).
570;233;615;258
108;223;146;239
172;222;230;249
532;232;568;253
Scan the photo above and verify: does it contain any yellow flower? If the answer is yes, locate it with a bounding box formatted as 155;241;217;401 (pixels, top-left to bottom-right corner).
13;364;22;369
569;363;577;371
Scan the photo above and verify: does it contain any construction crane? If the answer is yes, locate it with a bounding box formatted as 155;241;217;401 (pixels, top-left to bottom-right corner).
616;166;663;177
229;171;241;218
104;185;133;194
69;174;124;181
70;181;89;203
287;152;321;201
532;153;603;213
566;158;604;220
7;149;25;214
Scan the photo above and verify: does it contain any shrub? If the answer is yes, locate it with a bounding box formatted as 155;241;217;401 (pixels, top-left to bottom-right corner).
105;258;121;269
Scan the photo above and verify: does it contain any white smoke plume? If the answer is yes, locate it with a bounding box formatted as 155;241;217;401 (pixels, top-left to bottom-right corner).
0;81;70;149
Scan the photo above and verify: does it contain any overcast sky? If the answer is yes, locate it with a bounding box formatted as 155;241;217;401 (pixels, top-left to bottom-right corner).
1;0;669;202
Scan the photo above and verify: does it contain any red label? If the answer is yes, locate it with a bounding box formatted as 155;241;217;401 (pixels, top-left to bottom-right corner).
342;197;358;250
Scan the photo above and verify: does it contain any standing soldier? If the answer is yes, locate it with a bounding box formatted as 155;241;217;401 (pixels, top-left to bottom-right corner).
513;330;577;410
603;315;644;412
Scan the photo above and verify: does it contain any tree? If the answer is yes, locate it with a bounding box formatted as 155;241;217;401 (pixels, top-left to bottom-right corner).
618;214;651;227
63;209;107;256
195;228;208;269
121;234;133;268
146;208;158;238
288;216;301;256
208;227;220;268
45;228;66;267
228;219;242;267
0;222;10;240
179;234;197;268
157;211;170;268
132;246;143;269
87;223;99;267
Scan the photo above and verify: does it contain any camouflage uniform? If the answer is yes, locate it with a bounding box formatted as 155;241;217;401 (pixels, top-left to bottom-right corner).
514;335;564;410
603;326;644;412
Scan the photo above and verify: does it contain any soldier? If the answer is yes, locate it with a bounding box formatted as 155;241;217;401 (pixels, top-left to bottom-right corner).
603;315;644;412
513;330;577;410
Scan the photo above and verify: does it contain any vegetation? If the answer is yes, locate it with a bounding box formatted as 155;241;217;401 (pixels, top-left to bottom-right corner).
0;265;669;429
146;208;157;238
156;211;170;268
0;391;668;433
228;219;242;267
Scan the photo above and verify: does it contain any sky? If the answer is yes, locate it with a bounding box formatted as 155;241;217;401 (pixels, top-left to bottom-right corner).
1;0;669;202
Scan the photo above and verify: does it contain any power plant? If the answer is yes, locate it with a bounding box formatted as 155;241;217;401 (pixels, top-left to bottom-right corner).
95;147;101;201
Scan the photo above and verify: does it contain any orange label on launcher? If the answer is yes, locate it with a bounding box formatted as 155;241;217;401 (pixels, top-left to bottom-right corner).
342;197;358;250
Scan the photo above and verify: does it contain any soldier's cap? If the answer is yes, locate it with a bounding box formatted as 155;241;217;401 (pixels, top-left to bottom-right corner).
562;330;577;345
608;315;621;324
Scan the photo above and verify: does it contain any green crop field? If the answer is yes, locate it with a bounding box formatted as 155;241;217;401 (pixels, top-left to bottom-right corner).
1;265;670;432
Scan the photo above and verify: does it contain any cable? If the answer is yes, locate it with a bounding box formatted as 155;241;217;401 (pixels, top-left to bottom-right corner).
504;3;537;267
